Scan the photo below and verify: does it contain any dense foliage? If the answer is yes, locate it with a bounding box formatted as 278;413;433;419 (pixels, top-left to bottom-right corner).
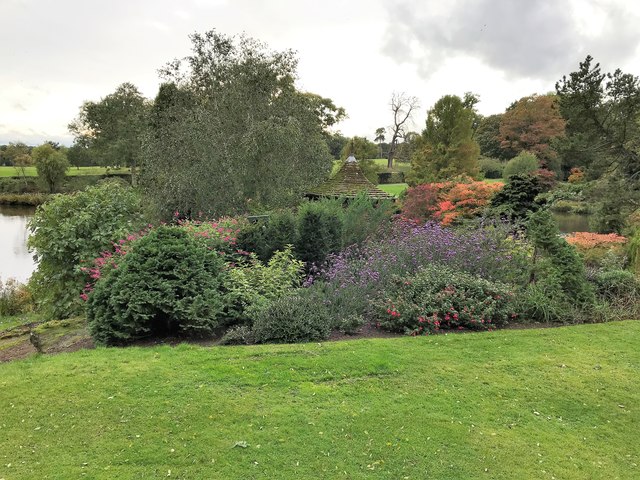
374;264;515;335
251;292;331;343
402;178;502;225
409;94;480;183
32;143;69;193
141;30;335;219
87;226;227;345
28;181;144;319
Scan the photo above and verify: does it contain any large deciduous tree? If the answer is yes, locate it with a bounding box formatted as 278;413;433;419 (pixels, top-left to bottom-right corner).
409;94;480;184
498;94;566;173
387;93;419;169
476;114;508;160
142;30;335;219
69;82;149;180
556;55;640;232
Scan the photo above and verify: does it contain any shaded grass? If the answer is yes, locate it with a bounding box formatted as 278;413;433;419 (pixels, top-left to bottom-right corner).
1;321;639;479
0;166;130;177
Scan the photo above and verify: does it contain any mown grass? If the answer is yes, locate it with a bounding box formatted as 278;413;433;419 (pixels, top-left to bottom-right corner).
1;321;638;479
378;183;408;197
0;166;130;177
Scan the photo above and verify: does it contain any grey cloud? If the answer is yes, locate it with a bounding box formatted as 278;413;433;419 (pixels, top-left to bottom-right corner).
383;0;640;80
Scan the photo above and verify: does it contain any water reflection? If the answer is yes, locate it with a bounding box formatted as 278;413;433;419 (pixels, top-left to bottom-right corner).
0;205;37;283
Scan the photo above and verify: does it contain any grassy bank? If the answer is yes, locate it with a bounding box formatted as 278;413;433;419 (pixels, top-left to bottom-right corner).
1;321;638;479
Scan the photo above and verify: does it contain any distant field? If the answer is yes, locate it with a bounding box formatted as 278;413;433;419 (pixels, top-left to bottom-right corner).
0;166;130;178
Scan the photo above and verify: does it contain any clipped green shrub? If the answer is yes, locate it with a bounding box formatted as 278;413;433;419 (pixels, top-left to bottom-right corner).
251;292;332;344
236;211;297;262
87;226;226;345
374;264;516;336
295;199;343;266
503;151;539;179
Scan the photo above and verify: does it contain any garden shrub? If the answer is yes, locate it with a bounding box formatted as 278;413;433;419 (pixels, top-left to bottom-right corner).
373;264;516;336
565;232;627;269
489;174;544;224
591;269;640;303
478;157;504;179
87;226;227;345
0;278;33;317
342;193;394;247
527;209;594;305
28;180;145;319
306;219;529;331
514;281;571;324
219;325;254;345
503;151;539;179
401;177;502;225
223;247;304;324
295;199;343;266
251;292;331;344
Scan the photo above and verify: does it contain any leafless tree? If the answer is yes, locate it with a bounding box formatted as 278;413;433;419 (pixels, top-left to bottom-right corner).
387;93;419;169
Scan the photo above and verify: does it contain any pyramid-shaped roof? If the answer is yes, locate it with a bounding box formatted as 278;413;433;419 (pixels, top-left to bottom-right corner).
306;157;395;200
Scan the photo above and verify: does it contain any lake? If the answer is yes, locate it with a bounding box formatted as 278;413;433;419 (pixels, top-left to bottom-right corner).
552;212;593;234
0;205;36;283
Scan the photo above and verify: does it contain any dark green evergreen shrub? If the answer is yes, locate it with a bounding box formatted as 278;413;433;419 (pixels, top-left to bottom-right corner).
251;292;332;344
236;211;297;262
295;200;343;266
263;210;297;259
377;171;405;184
489;174;544;224
527;209;594;305
87;226;226;345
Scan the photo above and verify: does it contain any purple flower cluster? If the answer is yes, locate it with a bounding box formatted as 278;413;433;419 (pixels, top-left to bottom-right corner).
308;219;528;298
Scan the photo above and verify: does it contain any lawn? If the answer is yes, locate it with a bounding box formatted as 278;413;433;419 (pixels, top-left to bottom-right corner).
0;166;130;177
378;183;408;197
1;321;638;479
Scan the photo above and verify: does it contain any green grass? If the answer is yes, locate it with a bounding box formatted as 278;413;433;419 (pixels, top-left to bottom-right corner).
1;321;639;479
378;183;408;197
0;166;130;177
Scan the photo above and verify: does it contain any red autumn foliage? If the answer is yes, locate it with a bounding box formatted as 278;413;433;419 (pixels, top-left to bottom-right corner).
402;177;503;225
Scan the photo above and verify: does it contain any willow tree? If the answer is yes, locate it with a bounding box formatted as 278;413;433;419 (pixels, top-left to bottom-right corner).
141;30;336;219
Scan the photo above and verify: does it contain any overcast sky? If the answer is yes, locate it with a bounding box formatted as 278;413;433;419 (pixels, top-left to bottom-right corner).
1;0;639;145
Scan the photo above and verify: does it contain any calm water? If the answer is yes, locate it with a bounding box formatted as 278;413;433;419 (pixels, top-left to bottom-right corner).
552;212;593;234
0;205;36;283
